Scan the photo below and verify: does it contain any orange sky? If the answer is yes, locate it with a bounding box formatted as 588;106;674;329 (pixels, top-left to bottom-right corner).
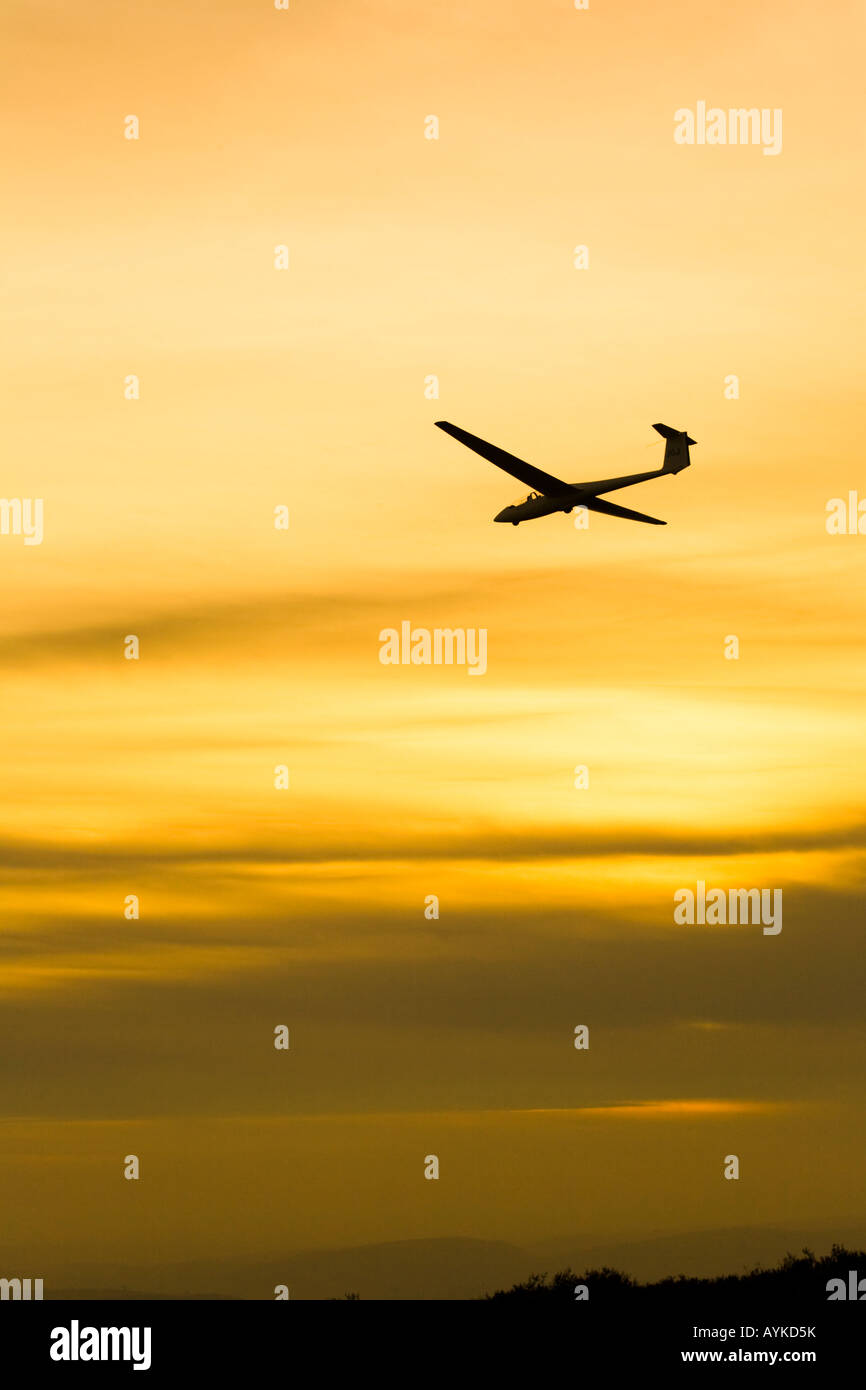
2;0;865;1296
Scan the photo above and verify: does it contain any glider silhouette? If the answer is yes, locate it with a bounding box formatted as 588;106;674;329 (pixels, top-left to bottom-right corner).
435;421;696;525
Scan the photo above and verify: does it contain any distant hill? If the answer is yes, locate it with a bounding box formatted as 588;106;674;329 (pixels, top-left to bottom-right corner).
43;1238;533;1301
528;1218;866;1283
47;1291;231;1301
37;1230;866;1301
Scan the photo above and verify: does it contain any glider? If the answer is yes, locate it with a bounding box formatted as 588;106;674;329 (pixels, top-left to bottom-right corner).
434;420;696;525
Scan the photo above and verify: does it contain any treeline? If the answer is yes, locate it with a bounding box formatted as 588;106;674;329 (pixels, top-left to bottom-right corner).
483;1245;866;1303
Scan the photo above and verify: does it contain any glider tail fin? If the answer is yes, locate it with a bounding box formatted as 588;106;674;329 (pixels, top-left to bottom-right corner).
652;423;696;474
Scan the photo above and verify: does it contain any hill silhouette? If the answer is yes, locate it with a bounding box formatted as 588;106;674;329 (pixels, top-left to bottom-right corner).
483;1244;865;1304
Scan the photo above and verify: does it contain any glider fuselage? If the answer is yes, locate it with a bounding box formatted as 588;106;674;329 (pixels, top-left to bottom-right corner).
494;489;579;523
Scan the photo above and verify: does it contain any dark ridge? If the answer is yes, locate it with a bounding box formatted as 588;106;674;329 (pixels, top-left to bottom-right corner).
482;1245;865;1303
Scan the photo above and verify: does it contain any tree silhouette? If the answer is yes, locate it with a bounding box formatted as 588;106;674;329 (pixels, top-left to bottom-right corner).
484;1246;866;1304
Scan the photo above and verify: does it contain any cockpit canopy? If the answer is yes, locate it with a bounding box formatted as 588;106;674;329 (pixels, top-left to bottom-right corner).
511;490;543;505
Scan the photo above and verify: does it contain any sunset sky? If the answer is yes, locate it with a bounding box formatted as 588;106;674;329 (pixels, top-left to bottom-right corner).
2;0;865;1296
